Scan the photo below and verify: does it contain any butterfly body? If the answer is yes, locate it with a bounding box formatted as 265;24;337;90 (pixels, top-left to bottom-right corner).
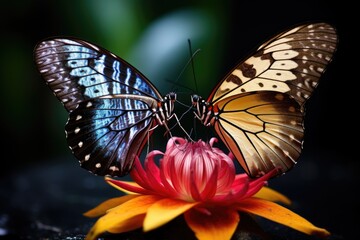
192;22;338;178
35;38;176;177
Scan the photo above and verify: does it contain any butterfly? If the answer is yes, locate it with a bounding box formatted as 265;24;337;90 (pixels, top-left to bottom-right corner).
191;22;338;178
34;38;180;177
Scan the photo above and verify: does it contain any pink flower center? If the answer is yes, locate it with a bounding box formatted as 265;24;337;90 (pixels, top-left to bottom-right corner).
160;137;236;201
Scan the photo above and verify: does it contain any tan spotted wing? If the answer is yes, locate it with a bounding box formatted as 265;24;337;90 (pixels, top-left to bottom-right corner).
208;22;338;107
201;22;338;177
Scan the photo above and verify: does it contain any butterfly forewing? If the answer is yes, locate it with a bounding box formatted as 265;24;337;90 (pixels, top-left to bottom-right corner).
209;23;337;106
34;38;162;112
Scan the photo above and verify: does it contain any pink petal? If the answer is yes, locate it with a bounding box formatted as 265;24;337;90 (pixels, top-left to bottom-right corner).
144;150;166;192
159;161;180;197
195;162;218;200
129;156;152;190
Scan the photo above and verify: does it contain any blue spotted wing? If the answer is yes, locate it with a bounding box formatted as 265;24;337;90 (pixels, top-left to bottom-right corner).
35;38;167;177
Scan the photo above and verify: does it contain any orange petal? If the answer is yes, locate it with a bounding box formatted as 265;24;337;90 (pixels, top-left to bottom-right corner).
108;214;146;233
105;177;143;194
253;187;291;205
184;207;239;240
143;198;199;232
85;195;161;240
236;198;330;237
83;194;139;217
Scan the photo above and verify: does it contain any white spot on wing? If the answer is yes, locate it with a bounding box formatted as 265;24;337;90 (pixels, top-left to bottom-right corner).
86;101;93;108
271;60;298;70
109;166;119;171
272;50;299;60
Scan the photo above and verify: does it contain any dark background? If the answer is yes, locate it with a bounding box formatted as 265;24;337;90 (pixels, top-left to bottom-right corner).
0;0;357;239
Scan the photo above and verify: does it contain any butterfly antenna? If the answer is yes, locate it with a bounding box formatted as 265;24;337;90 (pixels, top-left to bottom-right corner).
171;113;194;142
188;39;199;94
177;100;193;122
186;39;202;141
165;44;201;93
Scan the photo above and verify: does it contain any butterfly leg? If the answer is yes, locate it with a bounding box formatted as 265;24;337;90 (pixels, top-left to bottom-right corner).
150;109;173;140
168;113;193;141
150;109;192;141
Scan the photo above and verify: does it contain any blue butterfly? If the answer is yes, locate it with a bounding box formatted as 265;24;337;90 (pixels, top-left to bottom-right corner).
35;38;178;177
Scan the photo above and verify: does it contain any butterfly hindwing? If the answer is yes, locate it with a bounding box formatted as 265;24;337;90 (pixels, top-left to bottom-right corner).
213;92;303;177
65;96;158;176
209;23;337;106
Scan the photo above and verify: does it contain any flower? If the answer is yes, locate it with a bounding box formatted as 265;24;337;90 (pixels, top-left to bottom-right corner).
84;137;330;240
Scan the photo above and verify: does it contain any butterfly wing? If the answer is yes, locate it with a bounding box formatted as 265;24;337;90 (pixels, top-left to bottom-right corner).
208;22;337;106
34;38;162;112
213;92;303;177
206;22;337;177
34;38;164;177
65;96;158;176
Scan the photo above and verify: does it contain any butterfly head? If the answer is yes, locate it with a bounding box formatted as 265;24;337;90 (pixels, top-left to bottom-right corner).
191;94;214;126
165;92;177;102
160;92;177;119
191;94;204;106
